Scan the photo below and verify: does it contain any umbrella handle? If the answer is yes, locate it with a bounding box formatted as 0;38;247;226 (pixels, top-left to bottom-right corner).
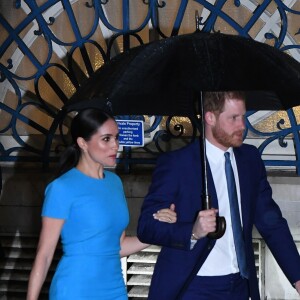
198;92;226;239
203;195;226;239
207;216;226;239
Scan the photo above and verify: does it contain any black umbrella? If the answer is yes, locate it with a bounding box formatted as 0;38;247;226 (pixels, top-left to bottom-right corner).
62;31;300;238
65;31;300;114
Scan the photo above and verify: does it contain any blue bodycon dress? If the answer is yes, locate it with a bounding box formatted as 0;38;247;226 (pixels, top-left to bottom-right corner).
42;168;129;299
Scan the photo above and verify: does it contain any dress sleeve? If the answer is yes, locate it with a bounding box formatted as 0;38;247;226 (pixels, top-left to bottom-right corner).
41;179;73;219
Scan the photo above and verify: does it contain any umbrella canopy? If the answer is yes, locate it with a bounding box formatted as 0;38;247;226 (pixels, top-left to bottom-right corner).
61;31;300;239
65;31;300;115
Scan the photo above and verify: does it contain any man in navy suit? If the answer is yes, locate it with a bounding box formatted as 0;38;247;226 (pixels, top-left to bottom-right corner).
137;91;300;299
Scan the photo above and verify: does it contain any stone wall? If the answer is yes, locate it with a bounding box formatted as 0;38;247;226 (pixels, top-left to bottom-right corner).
0;166;151;235
0;166;51;234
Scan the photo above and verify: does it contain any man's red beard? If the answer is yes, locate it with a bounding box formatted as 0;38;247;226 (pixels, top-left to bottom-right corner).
212;123;244;148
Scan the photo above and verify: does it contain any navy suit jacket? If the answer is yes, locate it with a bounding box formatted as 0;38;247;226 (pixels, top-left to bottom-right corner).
137;141;300;300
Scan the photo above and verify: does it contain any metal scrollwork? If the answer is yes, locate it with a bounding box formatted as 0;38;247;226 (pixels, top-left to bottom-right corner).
85;0;94;7
157;1;166;8
277;119;285;131
6;59;13;70
14;0;21;9
0;0;300;173
234;0;241;7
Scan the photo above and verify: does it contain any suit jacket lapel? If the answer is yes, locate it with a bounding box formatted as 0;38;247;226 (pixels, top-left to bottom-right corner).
233;147;251;227
207;162;219;209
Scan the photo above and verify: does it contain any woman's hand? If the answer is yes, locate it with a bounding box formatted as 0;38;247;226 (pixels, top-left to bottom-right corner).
153;203;176;223
295;280;300;295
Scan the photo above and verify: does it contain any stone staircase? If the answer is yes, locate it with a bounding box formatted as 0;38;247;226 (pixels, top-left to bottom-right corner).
125;240;264;299
126;245;160;298
0;232;159;300
0;233;159;300
0;233;264;300
0;233;59;300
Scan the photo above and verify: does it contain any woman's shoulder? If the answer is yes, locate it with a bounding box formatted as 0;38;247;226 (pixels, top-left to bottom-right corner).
104;169;121;180
47;168;78;189
104;169;124;186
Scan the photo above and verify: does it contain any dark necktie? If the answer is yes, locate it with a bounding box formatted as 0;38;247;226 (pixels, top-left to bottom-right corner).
224;152;249;279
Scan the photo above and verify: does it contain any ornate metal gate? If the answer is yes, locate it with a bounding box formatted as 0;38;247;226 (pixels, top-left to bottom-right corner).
1;1;300;172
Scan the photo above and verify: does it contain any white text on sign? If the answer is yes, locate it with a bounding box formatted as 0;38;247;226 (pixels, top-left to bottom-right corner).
116;120;144;147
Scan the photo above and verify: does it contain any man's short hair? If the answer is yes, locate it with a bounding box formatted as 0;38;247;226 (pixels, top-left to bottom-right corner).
203;91;245;114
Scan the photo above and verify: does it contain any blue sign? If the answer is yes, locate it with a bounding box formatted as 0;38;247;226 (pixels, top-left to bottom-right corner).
116;120;144;147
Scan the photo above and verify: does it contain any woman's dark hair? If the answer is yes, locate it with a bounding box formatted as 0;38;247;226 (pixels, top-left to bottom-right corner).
56;108;114;178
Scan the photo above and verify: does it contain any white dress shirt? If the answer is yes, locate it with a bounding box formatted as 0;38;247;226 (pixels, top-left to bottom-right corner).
197;140;243;276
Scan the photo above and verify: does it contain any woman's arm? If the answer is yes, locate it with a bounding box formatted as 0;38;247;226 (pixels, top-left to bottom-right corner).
26;217;64;300
120;204;176;257
120;233;148;257
295;280;300;295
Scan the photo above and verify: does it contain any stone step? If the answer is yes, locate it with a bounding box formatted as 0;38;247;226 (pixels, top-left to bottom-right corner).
127;274;151;286
1;248;37;259
0;291;48;300
0;280;50;293
126;246;161;298
127;252;158;264
0;233;55;299
0;258;58;272
1;248;62;260
127;262;155;275
0;233;160;299
127;285;149;298
140;245;161;253
0;269;54;281
0;269;34;281
0;235;39;249
0;233;61;249
0;259;57;272
0;258;33;270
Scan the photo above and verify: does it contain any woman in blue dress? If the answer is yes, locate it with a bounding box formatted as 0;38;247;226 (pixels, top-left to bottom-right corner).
27;108;176;300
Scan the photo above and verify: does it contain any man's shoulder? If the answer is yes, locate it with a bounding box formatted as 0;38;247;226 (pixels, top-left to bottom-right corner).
235;143;262;160
159;140;199;158
239;142;259;151
154;141;200;170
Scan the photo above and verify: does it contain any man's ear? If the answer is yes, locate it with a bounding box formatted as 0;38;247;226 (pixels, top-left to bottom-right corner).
77;137;86;151
205;111;216;126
